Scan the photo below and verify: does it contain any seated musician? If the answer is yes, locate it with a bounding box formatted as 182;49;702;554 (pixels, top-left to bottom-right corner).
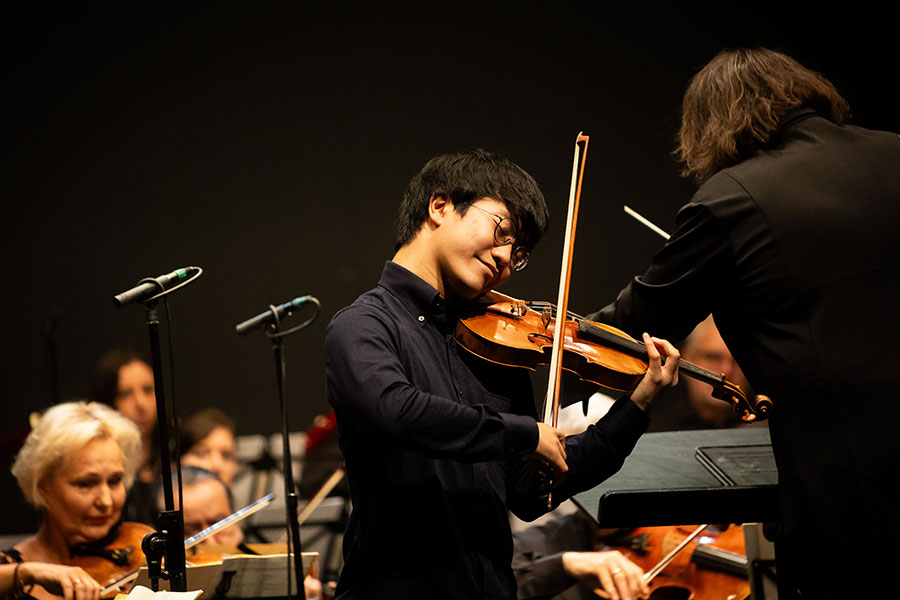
90;348;157;484
513;349;754;600
325;149;680;599
178;408;238;485
513;504;646;600
160;465;325;600
157;465;244;547
2;401;142;600
90;347;159;524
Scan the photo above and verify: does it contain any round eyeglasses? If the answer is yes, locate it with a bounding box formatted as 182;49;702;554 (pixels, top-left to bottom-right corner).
469;204;530;271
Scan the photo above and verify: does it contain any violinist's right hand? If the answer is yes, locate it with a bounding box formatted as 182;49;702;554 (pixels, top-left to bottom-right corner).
561;550;648;600
533;422;568;474
17;562;102;600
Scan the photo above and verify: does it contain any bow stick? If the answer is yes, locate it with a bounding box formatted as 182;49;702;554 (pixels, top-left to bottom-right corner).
543;133;590;424
623;205;670;240
100;493;276;596
540;133;589;508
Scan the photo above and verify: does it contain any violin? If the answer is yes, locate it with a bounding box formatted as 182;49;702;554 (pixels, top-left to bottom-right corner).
70;521;154;597
602;524;750;600
71;494;276;598
455;291;772;422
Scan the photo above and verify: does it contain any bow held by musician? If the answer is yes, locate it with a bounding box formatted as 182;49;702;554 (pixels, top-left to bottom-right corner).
324;149;680;599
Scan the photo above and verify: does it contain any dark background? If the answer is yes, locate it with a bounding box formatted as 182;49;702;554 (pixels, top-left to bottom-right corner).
3;3;898;533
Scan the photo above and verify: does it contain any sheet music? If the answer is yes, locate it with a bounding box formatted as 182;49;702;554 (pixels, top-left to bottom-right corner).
131;552;318;599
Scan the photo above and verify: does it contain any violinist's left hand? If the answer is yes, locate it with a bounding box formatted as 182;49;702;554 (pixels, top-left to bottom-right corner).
630;333;679;412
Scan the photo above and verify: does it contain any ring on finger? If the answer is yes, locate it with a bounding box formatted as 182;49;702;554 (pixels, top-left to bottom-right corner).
611;567;622;575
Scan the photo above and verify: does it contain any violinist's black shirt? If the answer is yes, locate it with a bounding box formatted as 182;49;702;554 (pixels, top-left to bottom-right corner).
326;261;649;600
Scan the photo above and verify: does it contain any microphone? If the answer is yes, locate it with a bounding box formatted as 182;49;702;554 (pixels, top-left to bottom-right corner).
235;296;316;335
113;267;201;307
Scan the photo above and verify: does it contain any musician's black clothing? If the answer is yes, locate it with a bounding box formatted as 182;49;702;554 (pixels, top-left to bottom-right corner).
0;549;39;600
511;510;598;600
593;110;900;598
326;261;649;599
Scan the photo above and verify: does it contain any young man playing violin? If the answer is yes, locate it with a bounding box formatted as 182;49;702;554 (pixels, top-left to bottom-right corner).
325;148;680;600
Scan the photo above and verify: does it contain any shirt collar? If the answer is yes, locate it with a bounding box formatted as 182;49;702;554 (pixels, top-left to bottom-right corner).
378;261;448;326
778;107;819;131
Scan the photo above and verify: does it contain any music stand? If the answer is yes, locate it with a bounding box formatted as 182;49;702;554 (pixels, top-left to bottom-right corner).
573;427;780;598
573;427;779;527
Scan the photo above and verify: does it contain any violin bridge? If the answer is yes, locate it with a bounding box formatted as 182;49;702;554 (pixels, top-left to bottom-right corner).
540;306;551;329
508;301;528;317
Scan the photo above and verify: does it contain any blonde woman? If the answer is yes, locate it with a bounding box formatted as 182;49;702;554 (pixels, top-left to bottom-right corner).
2;401;142;600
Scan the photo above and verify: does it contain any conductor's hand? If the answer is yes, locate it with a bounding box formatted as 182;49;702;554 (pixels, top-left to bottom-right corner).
532;422;568;475
18;562;102;600
561;550;649;600
630;333;680;413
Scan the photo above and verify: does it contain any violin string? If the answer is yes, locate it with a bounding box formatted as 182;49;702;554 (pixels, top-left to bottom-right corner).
524;301;726;384
518;299;760;418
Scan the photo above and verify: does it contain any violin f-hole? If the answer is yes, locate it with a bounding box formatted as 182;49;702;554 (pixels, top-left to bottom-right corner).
528;332;554;345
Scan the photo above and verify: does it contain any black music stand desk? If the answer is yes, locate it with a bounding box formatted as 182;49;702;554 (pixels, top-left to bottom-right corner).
573;427;780;528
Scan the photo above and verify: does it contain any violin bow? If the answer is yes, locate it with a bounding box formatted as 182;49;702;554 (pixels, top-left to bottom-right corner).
590;524;710;599
543;133;590;426
183;492;276;550
100;493;276;596
623;205;671;240
642;523;708;582
540;133;589;508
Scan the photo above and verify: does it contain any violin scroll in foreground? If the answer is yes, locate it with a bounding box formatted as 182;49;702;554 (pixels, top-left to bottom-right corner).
455;292;772;422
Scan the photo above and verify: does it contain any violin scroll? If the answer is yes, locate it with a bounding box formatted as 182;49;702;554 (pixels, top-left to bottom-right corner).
711;381;772;422
751;394;773;418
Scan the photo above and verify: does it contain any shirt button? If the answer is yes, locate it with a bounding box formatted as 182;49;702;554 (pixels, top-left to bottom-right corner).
418;315;425;322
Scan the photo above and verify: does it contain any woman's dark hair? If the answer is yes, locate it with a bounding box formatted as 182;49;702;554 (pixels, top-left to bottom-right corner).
90;346;150;407
178;407;236;454
394;148;549;251
676;48;851;183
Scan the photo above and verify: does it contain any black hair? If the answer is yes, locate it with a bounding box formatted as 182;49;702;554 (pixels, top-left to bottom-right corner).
89;346;151;407
394;148;549;251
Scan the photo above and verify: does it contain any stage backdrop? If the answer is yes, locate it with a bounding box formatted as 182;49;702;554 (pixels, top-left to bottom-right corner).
3;4;897;533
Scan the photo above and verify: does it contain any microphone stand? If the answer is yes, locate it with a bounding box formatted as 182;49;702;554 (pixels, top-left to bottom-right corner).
238;297;320;600
113;268;202;592
269;325;305;600
141;298;187;592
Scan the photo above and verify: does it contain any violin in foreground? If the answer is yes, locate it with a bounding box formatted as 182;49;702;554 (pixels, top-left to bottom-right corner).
68;494;276;598
602;524;751;600
456;292;772;422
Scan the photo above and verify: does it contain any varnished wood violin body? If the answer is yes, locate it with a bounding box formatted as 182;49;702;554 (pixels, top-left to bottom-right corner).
605;524;751;600
70;521;154;597
456;291;772;422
